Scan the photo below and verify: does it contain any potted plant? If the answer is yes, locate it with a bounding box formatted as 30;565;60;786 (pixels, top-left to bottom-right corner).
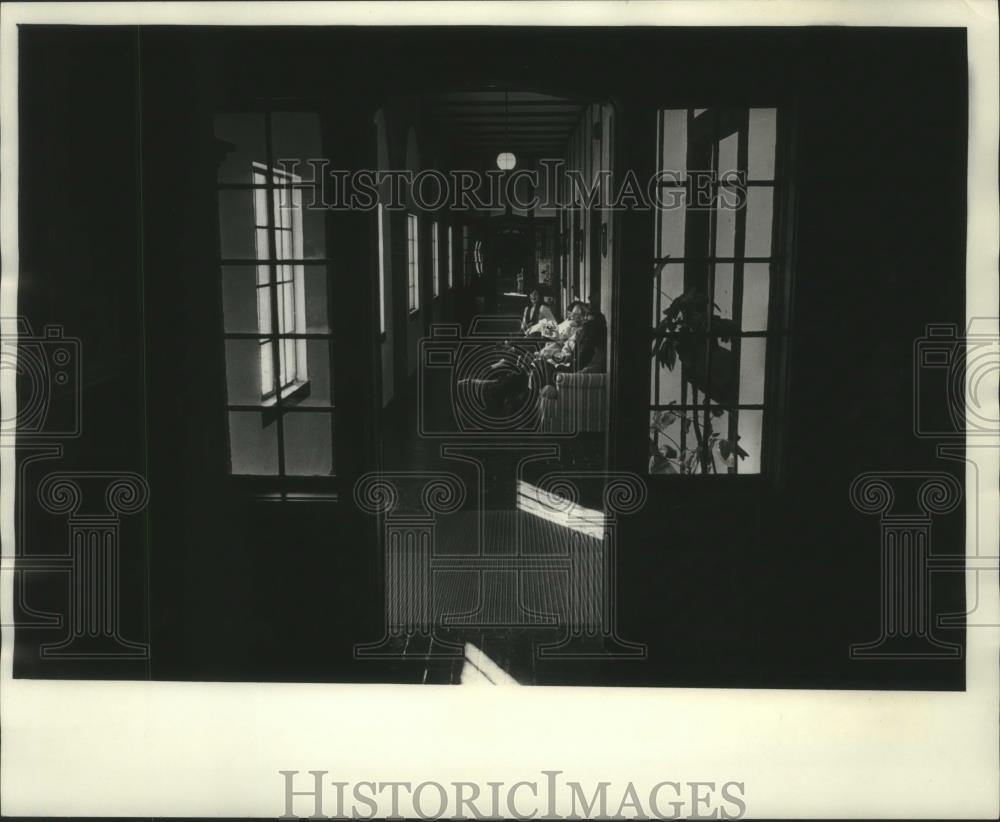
649;288;749;474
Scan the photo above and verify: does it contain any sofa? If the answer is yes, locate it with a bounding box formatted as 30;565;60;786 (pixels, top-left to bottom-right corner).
537;371;608;433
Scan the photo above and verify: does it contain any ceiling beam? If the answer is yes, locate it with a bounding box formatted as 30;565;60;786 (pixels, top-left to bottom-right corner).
437;116;579;124
448;127;568;134
430;101;585;109
454;136;567;142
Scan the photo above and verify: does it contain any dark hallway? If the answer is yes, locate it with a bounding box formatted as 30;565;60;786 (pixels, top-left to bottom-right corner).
12;24;969;693
5;8;996;821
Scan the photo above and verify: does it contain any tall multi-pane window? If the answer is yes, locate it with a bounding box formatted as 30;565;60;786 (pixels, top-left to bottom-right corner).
649;107;788;476
447;224;454;290
431;220;440;299
407;213;420;313
559;207;570;310
215;111;335;479
474;240;484;277
252;161;305;400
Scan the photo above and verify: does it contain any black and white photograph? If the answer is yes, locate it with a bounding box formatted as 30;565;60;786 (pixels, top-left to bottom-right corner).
1;1;997;819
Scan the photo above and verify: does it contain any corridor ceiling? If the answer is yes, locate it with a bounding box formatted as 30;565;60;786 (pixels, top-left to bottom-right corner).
426;90;587;159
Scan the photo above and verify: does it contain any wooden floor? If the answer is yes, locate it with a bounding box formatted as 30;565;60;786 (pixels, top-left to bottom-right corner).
375;289;615;685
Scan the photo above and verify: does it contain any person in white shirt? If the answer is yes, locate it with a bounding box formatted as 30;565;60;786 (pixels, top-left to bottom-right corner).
521;287;557;334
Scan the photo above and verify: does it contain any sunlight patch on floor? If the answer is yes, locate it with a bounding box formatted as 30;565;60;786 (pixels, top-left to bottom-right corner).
460;642;520;686
516;479;606;539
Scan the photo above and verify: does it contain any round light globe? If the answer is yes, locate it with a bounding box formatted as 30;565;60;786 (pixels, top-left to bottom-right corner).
496;152;516;171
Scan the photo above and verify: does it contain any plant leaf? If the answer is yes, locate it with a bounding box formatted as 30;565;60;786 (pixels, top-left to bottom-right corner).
649;453;677;474
652;410;677;434
728;434;750;460
661;342;677;370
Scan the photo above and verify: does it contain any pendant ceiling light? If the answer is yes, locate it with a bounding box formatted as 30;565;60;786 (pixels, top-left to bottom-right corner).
496;90;516;170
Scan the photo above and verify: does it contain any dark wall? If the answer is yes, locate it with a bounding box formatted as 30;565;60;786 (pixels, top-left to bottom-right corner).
16;27;150;678
136;30;385;682
612;29;967;689
16;26;967;688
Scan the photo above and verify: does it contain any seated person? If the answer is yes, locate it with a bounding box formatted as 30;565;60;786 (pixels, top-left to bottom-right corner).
535;300;587;362
476;302;599;415
575;309;608;374
530;304;606;391
490;289;562;372
528;308;576;344
554;311;578;339
484;289;559;374
544;294;562;324
521;287;557;334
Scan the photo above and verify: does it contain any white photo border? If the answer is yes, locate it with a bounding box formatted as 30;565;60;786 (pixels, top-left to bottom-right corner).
1;2;997;818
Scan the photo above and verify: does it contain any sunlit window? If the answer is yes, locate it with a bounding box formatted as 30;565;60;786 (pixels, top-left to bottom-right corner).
215;111;335;478
431;220;440;299
649;107;788;476
378;203;387;335
408;213;420;313
447;224;454;289
252;161;306;400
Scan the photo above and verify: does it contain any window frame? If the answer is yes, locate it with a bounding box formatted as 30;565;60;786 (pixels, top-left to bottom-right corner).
216;108;337;484
648;105;794;479
252;161;309;406
407;212;420;315
447;224;454;290
377;202;387;339
431;219;440;300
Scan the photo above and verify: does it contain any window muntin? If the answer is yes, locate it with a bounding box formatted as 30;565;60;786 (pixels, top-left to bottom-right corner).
649;107;784;476
407;213;420;313
215;111;335;478
252;162;307;400
447;224;454;290
377;203;387;335
431;220;440;299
